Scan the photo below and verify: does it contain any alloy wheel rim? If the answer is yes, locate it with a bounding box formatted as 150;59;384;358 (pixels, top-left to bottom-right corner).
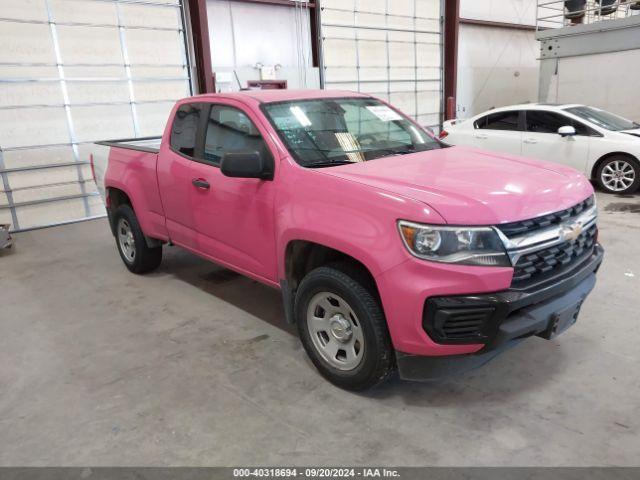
117;218;136;263
306;292;364;371
602;160;635;192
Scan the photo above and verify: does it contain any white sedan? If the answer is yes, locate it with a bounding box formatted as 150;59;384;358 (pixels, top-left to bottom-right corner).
441;104;640;194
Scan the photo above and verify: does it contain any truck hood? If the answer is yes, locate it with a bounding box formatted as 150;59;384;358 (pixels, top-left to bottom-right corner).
320;146;594;225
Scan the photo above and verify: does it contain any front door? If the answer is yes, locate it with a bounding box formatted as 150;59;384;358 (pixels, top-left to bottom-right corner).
192;101;279;282
522;110;591;174
157;100;280;283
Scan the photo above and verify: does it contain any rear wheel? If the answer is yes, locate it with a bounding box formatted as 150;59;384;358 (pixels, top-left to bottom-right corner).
113;204;162;274
294;263;394;391
596;156;640;194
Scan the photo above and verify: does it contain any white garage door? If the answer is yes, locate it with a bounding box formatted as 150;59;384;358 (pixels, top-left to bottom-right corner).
319;0;443;129
0;0;193;232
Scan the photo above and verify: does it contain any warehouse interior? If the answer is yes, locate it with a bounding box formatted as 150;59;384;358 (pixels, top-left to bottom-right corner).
1;0;639;472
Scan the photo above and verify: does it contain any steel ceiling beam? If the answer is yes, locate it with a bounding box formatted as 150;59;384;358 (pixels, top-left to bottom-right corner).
227;0;316;7
443;0;460;120
187;0;215;93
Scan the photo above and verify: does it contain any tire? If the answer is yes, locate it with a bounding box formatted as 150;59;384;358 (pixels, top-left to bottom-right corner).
596;155;640;194
294;262;394;391
112;204;162;274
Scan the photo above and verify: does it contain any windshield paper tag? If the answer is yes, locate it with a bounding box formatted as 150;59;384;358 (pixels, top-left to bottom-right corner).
366;106;402;122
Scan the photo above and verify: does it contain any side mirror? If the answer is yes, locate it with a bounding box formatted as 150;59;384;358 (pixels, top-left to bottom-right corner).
220;150;273;180
558;125;576;137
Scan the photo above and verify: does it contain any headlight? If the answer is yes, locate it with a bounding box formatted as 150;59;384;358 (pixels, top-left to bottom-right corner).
398;221;511;267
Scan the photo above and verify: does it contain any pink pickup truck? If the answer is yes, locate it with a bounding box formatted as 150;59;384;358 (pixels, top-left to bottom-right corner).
94;90;603;390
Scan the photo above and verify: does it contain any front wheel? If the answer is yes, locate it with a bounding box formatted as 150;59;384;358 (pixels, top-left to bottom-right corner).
112;204;162;274
294;263;394;391
596;156;640;194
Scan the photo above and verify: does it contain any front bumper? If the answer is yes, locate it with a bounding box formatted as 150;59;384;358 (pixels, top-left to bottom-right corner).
396;244;603;381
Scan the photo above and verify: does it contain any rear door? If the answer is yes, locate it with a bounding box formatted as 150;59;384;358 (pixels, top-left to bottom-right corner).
443;119;476;147
522;110;592;173
157;102;208;248
473;110;523;156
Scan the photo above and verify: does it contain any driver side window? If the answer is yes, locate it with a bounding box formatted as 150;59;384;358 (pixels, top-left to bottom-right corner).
204;105;271;166
525;111;567;133
524;110;598;136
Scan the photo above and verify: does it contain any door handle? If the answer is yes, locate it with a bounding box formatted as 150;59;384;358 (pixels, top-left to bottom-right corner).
192;178;210;189
524;138;537;144
474;133;488;139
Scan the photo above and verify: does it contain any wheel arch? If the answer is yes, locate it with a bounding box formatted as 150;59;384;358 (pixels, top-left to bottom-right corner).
106;187;162;248
280;239;382;325
105;186;133;235
590;151;639;180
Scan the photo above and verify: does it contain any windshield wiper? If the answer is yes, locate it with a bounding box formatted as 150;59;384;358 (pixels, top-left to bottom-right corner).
364;146;416;157
305;160;356;168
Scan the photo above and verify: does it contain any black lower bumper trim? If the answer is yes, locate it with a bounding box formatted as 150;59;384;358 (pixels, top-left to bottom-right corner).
395;345;512;381
398;244;603;381
486;272;595;350
423;244;604;346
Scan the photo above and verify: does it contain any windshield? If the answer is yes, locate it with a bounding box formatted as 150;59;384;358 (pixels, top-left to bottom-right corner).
262;98;442;168
565;106;640;131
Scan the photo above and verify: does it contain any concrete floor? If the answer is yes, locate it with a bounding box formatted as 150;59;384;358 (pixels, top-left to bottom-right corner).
0;191;639;466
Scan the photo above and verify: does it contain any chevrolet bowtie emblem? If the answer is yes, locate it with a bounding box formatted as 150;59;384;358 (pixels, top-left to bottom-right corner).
560;221;583;242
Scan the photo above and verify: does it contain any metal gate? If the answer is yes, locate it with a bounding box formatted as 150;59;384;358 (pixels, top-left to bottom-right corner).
318;0;444;130
0;0;194;232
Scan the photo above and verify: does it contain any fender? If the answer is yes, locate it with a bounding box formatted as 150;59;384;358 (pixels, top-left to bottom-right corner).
104;157;169;242
274;163;447;282
276;231;386;326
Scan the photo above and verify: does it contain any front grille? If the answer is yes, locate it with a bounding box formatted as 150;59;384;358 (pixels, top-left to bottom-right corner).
499;196;595;238
512;224;597;284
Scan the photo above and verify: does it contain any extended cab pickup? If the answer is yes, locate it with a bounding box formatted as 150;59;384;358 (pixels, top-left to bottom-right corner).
93;90;603;390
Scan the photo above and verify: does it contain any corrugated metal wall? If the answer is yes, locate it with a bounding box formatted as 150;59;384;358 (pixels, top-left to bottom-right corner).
0;0;194;232
206;0;319;92
319;0;443;129
456;23;538;119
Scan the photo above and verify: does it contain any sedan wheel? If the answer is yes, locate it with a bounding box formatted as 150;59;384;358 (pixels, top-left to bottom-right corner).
598;157;640;194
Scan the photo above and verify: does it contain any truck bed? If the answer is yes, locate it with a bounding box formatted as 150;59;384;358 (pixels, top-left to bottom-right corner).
91;136;162;206
95;136;162;154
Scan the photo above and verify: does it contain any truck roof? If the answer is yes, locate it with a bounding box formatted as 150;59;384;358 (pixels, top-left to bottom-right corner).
188;89;371;104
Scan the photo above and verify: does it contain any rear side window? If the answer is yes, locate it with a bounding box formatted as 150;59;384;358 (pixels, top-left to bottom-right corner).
170;103;205;158
475;111;520;131
204;105;272;166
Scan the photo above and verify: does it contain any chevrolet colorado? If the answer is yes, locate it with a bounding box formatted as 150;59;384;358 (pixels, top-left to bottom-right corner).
93;90;603;390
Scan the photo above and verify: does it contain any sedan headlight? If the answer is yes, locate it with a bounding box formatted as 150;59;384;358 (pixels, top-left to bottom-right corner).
398;221;511;267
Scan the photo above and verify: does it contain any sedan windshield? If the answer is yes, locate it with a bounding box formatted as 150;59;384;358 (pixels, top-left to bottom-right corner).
262;98;442;168
565;106;640;131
